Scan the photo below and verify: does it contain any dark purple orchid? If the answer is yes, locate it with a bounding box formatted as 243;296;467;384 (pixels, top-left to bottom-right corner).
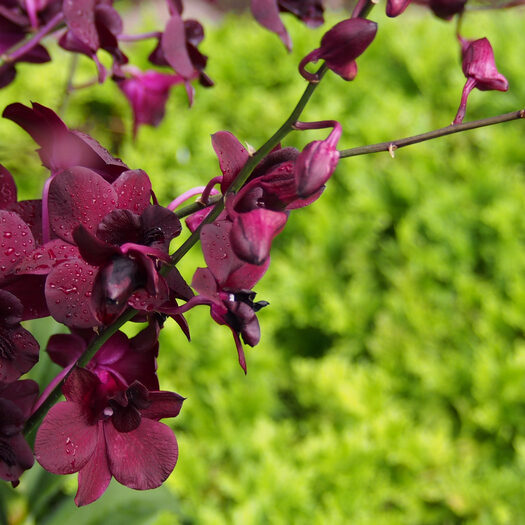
299;18;377;82
35;365;184;506
0;379;39;485
171;220;269;373
12;166;176;328
0;290;39;382
453;37;508;124
47;167;180;327
250;0;324;51
189;127;337;266
73;203;182;325
36;325;160;414
117;68;186;137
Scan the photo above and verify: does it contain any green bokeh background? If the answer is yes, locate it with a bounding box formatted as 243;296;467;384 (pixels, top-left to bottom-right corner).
2;4;525;524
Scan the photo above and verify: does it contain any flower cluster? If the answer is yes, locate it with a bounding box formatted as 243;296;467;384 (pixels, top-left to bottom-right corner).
0;0;517;510
0;90;345;502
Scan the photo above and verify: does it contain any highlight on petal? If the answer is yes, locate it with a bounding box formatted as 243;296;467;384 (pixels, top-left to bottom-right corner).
48;167;118;243
45;258;100;328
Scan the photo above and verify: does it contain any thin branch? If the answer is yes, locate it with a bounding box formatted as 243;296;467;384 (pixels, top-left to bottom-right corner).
339;109;525;158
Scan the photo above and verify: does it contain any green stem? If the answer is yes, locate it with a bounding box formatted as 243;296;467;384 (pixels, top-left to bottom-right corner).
23;64;328;440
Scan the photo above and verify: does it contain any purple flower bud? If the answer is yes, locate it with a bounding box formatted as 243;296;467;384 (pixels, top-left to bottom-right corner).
299;18;377;82
454;37;508;124
294;122;341;198
386;0;411;17
427;0;467;20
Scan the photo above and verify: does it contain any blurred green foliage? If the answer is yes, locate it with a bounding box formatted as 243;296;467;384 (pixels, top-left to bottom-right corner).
2;4;525;524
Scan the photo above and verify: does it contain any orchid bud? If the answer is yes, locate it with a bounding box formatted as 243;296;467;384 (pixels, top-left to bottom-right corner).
386;0;411;17
295;122;342;198
299;18;377;82
454;37;508;124
230;208;288;266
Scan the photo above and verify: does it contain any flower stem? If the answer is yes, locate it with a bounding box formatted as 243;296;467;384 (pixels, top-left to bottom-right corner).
339;109;525;158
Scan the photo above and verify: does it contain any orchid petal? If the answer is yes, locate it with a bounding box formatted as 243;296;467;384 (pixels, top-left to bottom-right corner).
105;417;178;490
35;401;98;474
75;423;111;506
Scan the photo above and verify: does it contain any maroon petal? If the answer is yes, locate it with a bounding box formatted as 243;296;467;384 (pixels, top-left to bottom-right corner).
0;433;34;483
75;423;111;506
0;164;17;208
161;13;195;79
106;334;159;391
211;131;250;192
14;239;80;276
46;258;100;328
63;367;100;405
2;275;49;320
0;324;40;383
223;257;269;291
0;379;39;420
35;401;98;475
166;267;194;301
200;221;240;286
185;207;213;233
230;209;287;266
0;210;36;281
47;333;85;368
93;331;128;366
63;0;99;51
251;0;292;51
113;170;152;214
0;289;22;325
73;225;118;266
141;391;185;421
191;267;218;299
97;210;142;246
48;167;118;243
105;417;178;490
4;200;43;245
140;205;182;251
